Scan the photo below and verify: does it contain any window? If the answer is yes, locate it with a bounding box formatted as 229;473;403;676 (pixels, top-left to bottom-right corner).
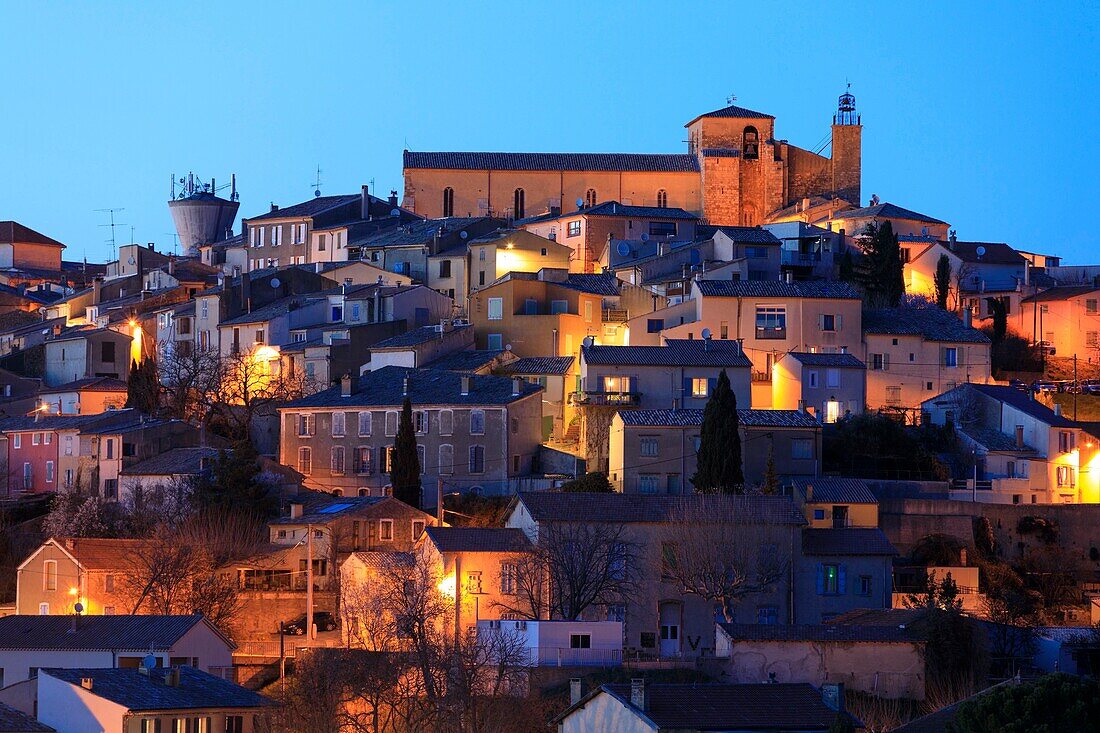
808;370;819;388
412;520;426;539
757;606;779;624
469;445;485;474
32;433;40;446
297;414;314;437
1059;431;1076;453
1087;299;1098;315
742;125;759;159
944;347;959;368
466;571;482;594
649;221;677;237
656;189;668;208
22;463;31;489
570;634;592;649
358;411;371;436
567;220;581;238
379;519;394;541
439;444;454;475
886;386;902;405
141;719;162;733
331;412;346;437
470;409;485;435
45;461;54;483
501;562;517;594
12;434;19;449
317;234;327;251
439;259;452;279
442;187;455;217
224;716;243;733
584;301;593;322
818;563;842;595
551;299;568;314
585;189;597;207
513;188;525;219
102;341;116;362
792;438;814;460
105;438;115;460
1058;466;1077;486
1088;332;1098;348
858;575;872;596
691;378;709;398
38;604;48;616
355;446;373;475
414;411;428;434
639;475;659;494
826;369;840;388
385;411;398;437
755;306;786;338
330;446;345;475
822;314;836;332
824;399;842;424
298;447;312;474
439;409;454;436
871;353;889;371
486;297;505;322
43;560;57;591
813;508;826;520
640;436;659;457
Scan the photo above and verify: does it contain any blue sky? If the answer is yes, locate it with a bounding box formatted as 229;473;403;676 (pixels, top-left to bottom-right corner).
1;1;1097;262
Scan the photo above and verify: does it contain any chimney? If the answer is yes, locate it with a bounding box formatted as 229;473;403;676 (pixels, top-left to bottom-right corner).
165;668;181;687
512;378;522;396
388;190;398;208
341;374;355;397
959;547;968;566
361;185;370;219
270;203;279;212
949;230;958;247
569;678;585;706
821;683;844;713
403;374;411;396
92;277;103;305
81;677;94;690
550;205;561;217
461;375;471;396
148;242;155;252
1015;424;1024;449
168;255;175;276
802;197;811;213
289;502;304;519
805;482;814;501
1054;403;1062;417
784;271;794;284
630;679;646;710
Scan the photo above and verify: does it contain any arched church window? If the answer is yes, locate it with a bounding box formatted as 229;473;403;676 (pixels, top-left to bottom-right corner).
513;188;525;220
742;126;759;160
442;187;455;217
585;189;597;208
656;190;668;208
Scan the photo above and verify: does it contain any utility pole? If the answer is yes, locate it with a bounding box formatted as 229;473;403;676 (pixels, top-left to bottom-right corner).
437;477;444;525
1074;355;1078;420
306;524;315;641
453;554;462;647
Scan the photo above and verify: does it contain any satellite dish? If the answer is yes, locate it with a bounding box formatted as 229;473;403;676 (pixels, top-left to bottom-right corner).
314;189;322;197
390;208;400;217
975;246;986;258
702;328;712;340
505;343;513;351
616;241;632;257
582;335;595;348
460;231;468;239
127;257;136;266
576;198;585;209
640;233;650;242
73;602;84;614
142;654;157;670
270;277;281;289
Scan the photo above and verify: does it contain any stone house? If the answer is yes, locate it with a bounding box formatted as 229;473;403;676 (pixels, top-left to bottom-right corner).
14;537;153;616
904;237;1029;321
36;376;127;416
42;328;132;387
1018;284;1100;362
771;352;866;422
497;356;575;441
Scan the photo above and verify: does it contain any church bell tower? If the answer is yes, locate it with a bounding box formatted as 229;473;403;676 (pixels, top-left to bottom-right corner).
831;86;862;206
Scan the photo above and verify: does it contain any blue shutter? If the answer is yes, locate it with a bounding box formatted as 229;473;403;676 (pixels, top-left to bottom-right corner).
708;378;718;396
815;564;824;595
838;564;847;595
682;378;692;398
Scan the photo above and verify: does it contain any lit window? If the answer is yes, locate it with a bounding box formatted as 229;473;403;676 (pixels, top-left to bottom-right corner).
824;400;842;424
691;378;709;398
567;221;581;238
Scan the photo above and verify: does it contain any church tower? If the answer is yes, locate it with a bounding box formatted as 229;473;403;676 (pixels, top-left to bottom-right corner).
831;87;862;206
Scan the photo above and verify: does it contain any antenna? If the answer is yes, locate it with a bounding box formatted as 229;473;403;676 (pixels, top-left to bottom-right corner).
163;232;180;255
95;208;126;261
726;93;738;105
312;165;323;197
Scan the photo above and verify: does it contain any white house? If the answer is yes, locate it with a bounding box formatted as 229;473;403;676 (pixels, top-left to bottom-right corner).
476;620;622;667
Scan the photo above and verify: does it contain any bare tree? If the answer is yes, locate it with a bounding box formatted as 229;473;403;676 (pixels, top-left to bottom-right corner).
490;551;546;621
661;498;792;623
528;521;638;621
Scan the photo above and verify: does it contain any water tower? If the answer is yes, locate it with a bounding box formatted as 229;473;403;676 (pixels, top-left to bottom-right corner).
168;172;240;256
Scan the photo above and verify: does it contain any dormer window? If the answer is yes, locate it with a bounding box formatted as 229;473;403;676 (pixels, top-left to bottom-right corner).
743;126;759;160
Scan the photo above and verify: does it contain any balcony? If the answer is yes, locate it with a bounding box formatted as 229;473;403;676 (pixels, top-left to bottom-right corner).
571;391;642;406
602;308;629;323
751;371;772;383
756;327;787;340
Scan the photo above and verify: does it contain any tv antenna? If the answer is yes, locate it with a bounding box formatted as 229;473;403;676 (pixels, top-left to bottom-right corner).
163;232;181;255
95;208;126;261
312;165;323;197
726;93;738;105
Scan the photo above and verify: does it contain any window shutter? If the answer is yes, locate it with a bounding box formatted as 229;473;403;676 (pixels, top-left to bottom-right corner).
818;314;824;330
836;314;843;331
815;564;824;595
883;353;890;371
838;565;847;594
708;378;718;395
682;378;691;397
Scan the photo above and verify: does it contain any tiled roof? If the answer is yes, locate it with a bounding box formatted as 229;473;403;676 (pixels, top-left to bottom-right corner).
946;241;1025;266
789;477;877;504
959;426;1035;453
371;324;472;349
423;527;532;554
0;411;138;433
839;202;947;225
422;349;508;372
498;356;575;376
582;340;752;367
404;151;699;173
270;494;388;525
0;702;53;732
686;103;775;124
826;608;930;628
595;682;855;731
786;352;866;368
121;447;221;477
219;294;321;326
348;551;414;572
281;365;541;409
801;528;898;556
354;217;488;248
719;621;921;644
965;383;1078;427
1022;284;1100;303
0;614;217;651
515;202;697;226
42;667;269;712
695;280;862;299
696;225;782;244
487;271;621;296
246;194;358;222
45;537;155;570
515;492;807;525
615;409;819;429
0;221;65;248
39;376;128;393
862;308;991;343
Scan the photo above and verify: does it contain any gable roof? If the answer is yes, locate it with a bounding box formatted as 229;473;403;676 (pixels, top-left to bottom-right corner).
245;194;359;222
486;270;622;296
121;447;221;477
801;528;898;556
838;202;947;225
0;702;53;732
694;280;862;299
422;527;532;554
0;614;229;652
569;682;854;731
719;621;921;644
353;217;490;248
697;225;782;244
862;308;991;344
1022;284;1100;303
964;383;1078;427
517;201;698;225
281;365;541;409
497;356;575;376
370;324;472;349
615;408;820;429
582;339;752;367
685;103;775;125
786;352;866;368
42;667;269;712
269;493;390;525
959;426;1036;453
514;492;807;525
0;221;65;248
30;537;154;571
943;241;1025;266
789;477;877;505
39;376;129;393
422;349;508;373
404;151;700;173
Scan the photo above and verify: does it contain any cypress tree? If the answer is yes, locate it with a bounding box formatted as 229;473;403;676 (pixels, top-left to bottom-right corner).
691;369;744;493
390;397;422;509
863;221;905;307
934;253;952;309
125;358;159;414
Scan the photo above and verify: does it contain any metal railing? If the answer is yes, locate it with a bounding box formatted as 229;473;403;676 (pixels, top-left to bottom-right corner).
571;391;643;406
756;327;787;340
532;647;622;667
602;308;629;322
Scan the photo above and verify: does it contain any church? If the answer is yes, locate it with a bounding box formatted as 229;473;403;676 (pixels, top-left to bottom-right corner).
402;91;862;227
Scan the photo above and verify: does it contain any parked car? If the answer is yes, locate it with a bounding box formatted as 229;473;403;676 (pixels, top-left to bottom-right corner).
1033;340;1057;356
1033;381;1060;393
283;611;337;635
1009;379;1030;392
1081;380;1100;396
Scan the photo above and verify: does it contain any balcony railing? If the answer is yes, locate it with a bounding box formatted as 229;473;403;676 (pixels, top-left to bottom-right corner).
533;647;622;667
751;371;772;383
571;391;642;406
756;327;787;340
602;308;629;323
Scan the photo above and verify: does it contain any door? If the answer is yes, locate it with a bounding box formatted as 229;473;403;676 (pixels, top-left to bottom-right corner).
658;602;680;658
